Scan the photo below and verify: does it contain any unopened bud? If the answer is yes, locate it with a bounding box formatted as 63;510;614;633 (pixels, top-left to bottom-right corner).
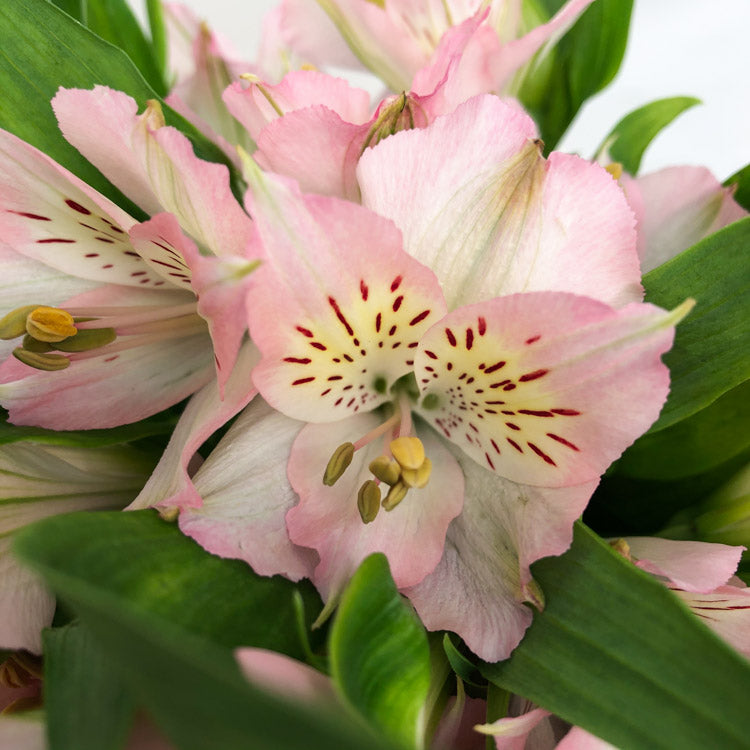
390;436;425;470
357;480;381;524
26;306;77;343
401;457;432;489
369;455;401;485
382;480;408;512
323;442;355;486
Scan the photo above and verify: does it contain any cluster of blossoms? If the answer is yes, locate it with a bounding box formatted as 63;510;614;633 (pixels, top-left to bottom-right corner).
0;1;747;747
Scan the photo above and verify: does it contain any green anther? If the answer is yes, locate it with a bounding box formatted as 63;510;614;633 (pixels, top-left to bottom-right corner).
323;442;355;486
421;393;440;410
357;480;381;524
13;348;70;371
382;480;408;512
54;328;116;352
369;455;401;485
0;305;42;340
20;335;53;353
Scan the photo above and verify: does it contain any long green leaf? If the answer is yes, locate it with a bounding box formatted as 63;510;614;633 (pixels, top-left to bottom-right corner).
482;523;750;750
44;622;136;750
725;163;750;212
15;514;398;750
330;554;431;749
50;0;84;21
596;96;700;174
518;0;633;148
643;217;750;431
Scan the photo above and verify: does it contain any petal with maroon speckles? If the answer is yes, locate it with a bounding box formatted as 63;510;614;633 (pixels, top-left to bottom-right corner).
414;292;682;488
243;164;446;423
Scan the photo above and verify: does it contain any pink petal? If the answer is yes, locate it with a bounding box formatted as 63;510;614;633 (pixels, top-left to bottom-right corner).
677;584;750;658
404;451;597;662
358;95;640;310
414;293;680;488
622;166;748;272
287;415;464;601
476;706;552;750
236;647;335;702
626;537;743;593
242;166;446;424
556;727;617;750
0;129;173;289
52;87;253;259
127;342;259;512
178;398;318;582
0;714;45;750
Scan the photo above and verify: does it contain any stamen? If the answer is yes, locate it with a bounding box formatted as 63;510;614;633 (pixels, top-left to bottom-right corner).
352;411;400;451
0;305;42;339
401;457;432;489
323;442;355;486
13;347;70;371
357;480;381;524
605;162;624;180
382;480;409;511
53;327;116;352
25;307;77;343
369;455;401;485
389;436;425;470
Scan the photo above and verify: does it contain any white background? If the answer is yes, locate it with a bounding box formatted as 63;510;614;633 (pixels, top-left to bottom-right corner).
135;0;750;180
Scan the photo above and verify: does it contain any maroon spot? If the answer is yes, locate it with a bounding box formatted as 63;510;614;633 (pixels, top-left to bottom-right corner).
446;362;453;371
484;361;506;374
95;237;115;243
405;359;414;366
551;408;581;416
518;409;554;418
506;438;523;453
353;338;360;346
485;400;505;405
154;281;165;286
8;210;51;221
102;264;113;269
150;259;183;270
65;199;91;215
409;309;430;326
139;279;149;284
169;272;188;278
505;422;520;431
501;410;515;415
503;384;517;392
547;433;580;451
389;325;397;336
332;358;341;363
310;342;327;351
84;253;99;258
375;312;382;333
390;275;403;292
124;251;140;257
477;317;487;336
484;409;497;415
104;355;119;362
458;373;467;380
466;377;474;384
347;397;356;407
391;342;401;349
335;397;343;406
360;280;369;301
103;221;125;234
408;341;419;348
525;335;541;345
469;423;479;432
519;369;549;382
360;348;367;355
490;439;501;454
343;385;353;391
445;327;457;347
284;357;312;364
490;380;510;389
343;353;354;362
392;295;404;312
528;442;556;466
425;350;438;360
297;326;315;338
321;388;331;396
131;271;147;277
328;296;354;336
327;375;343;381
292;377;316;385
485;452;495;470
37;238;75;243
465;328;474;350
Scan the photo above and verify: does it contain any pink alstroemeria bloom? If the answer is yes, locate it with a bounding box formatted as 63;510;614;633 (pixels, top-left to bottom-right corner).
146;95;691;662
277;0;594;93
0;86;259;429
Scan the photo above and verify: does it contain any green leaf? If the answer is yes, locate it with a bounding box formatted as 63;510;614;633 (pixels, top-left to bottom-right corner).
482;523;750;750
615;380;750;479
442;634;486;688
643;217;750;431
43;622;136;750
0;0;238;217
15;510;320;654
518;0;633;148
596;96;700;174
50;0;84;21
15;514;398;750
330;554;431;749
83;0;167;96
725;163;750;212
146;0;169;84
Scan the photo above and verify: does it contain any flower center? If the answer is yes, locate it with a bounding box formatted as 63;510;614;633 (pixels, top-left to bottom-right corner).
0;301;203;371
321;392;433;524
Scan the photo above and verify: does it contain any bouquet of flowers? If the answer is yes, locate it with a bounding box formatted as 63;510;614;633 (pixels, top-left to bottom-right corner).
0;1;747;748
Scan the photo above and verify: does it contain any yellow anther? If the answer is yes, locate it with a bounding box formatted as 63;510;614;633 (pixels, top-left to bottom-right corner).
54;327;116;352
389;436;425;470
0;305;43;340
608;538;632;562
369;455;401;486
323;442;355;486
158;506;180;523
357;480;381;524
300;63;318;71
401;457;432;489
144;99;166;129
382;480;409;512
13;348;70;371
25;307;77;343
605;162;624;180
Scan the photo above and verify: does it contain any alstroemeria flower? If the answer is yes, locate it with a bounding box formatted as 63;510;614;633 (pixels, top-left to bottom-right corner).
0;87;259;428
144;94;690;661
277;0;594;94
0;440;153;652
